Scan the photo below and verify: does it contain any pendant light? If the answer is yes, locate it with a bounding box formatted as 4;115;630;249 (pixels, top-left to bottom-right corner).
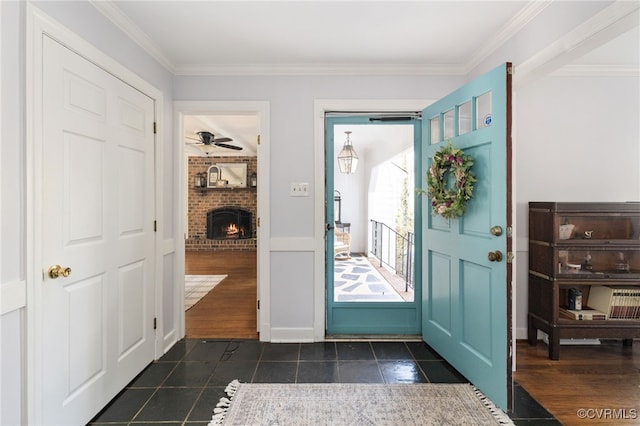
337;131;358;174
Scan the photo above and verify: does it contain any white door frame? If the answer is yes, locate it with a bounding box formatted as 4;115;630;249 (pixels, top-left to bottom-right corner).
174;101;271;341
26;5;165;423
312;99;432;340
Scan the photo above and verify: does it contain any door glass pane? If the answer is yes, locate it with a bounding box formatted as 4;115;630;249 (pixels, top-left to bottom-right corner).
443;109;454;140
476;91;492;129
334;123;415;303
458;101;472;135
430;116;440;144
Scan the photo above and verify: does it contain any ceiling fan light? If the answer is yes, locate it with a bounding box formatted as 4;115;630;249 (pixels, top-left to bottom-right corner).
198;144;216;155
337;131;358;174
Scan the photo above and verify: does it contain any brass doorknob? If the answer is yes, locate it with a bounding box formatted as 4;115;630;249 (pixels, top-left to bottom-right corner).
490;226;503;236
487;251;503;262
48;265;72;279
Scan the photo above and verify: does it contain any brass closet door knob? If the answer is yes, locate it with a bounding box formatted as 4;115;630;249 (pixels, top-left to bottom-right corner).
48;265;72;279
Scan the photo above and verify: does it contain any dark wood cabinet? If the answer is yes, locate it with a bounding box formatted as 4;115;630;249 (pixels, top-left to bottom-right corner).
527;202;640;359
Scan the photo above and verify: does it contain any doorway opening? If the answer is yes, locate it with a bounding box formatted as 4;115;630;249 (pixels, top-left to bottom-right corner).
333;124;415;303
183;113;259;339
326;116;422;335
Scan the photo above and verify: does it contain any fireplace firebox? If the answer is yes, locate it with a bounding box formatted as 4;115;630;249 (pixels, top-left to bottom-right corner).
207;207;253;240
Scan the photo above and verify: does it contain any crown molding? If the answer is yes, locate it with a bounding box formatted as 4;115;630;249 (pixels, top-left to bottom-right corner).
89;0;175;73
551;64;640;77
174;63;466;77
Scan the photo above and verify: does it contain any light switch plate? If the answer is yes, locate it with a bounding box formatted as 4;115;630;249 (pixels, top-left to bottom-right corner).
290;182;310;196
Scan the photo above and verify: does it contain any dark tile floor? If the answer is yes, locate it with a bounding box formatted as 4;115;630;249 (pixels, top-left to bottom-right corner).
89;339;560;425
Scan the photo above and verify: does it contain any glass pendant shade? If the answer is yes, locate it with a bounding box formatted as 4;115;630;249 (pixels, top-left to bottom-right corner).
198;144;216;155
337;131;358;174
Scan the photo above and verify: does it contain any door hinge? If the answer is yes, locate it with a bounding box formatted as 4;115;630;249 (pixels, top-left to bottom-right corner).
507;226;513;238
257;300;260;310
154;220;157;232
507;66;514;75
257;217;260;227
507;252;515;263
257;135;261;145
153;317;157;330
153;122;157;134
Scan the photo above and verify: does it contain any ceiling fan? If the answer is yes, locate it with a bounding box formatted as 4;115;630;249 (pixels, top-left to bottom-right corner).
186;131;243;151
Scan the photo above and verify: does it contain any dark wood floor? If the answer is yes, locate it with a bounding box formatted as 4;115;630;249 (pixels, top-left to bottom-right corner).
185;250;258;339
515;339;639;425
184;250;640;424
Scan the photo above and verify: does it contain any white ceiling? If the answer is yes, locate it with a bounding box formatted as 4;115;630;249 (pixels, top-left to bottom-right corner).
93;1;639;156
108;1;534;74
100;1;639;74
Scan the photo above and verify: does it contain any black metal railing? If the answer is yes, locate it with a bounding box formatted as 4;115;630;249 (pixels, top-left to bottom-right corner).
370;220;414;291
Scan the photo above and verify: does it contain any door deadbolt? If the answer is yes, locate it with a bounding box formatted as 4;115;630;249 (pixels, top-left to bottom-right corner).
48;265;72;279
487;251;503;262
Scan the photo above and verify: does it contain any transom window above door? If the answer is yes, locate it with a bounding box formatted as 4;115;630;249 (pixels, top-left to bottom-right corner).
429;91;493;144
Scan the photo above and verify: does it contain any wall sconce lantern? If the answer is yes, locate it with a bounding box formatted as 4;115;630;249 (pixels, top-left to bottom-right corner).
194;172;207;193
250;172;257;187
337;131;358;174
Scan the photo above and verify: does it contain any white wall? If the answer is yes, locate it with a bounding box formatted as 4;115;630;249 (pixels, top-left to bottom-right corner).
174;75;462;335
334;163;367;253
513;73;640;337
1;2;26;424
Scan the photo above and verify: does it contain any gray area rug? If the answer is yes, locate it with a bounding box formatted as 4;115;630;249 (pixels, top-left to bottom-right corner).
209;380;514;425
184;275;227;311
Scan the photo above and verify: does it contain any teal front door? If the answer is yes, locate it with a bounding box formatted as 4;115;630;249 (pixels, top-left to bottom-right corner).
421;63;513;411
325;115;422;335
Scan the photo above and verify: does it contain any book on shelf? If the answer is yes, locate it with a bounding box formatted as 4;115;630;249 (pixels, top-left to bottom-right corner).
588;286;640;320
559;306;607;320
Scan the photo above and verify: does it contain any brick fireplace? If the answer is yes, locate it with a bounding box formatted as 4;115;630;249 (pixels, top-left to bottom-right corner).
186;156;257;251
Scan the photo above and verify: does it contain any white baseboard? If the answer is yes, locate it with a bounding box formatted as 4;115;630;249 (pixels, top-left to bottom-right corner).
163;330;178;356
517;327;601;345
269;327;315;342
515;326;529;340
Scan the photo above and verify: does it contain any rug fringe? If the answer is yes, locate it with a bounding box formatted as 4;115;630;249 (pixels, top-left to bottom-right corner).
209;379;241;425
472;386;515;425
